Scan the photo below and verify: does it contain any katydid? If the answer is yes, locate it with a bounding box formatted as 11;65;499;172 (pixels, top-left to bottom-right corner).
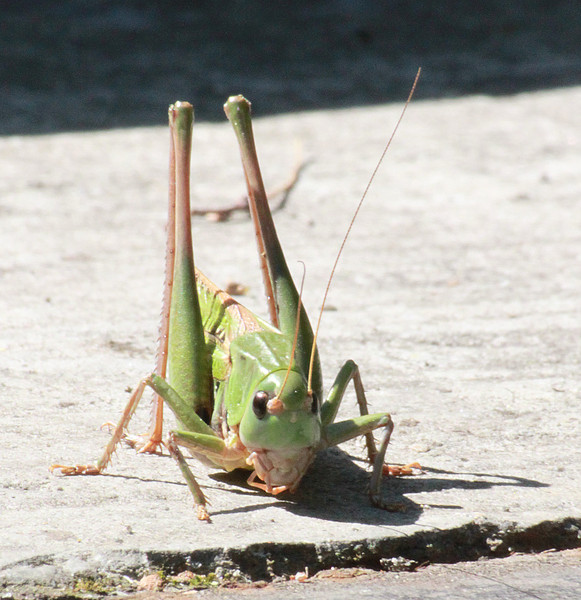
51;81;419;520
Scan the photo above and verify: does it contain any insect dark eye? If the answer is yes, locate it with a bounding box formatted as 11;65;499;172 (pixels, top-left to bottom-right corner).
252;391;269;419
311;391;319;414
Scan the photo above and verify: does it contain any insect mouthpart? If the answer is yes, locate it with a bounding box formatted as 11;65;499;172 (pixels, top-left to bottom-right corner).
246;445;317;494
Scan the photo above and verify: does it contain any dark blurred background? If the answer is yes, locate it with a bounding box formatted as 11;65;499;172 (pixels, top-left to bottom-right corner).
1;0;580;135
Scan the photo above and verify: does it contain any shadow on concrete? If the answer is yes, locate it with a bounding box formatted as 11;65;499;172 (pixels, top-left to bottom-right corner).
96;444;549;526
206;448;548;526
1;0;581;135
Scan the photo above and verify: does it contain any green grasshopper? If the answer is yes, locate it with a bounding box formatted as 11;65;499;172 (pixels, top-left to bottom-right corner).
52;89;418;520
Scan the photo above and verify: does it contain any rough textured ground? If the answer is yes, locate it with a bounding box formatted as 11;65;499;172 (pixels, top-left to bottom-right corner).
1;2;581;598
1;85;580;595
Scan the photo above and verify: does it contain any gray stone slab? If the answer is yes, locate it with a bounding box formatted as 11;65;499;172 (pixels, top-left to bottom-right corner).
1;88;580;591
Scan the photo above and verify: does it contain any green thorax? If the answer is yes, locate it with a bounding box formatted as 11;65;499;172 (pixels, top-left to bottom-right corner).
195;269;323;429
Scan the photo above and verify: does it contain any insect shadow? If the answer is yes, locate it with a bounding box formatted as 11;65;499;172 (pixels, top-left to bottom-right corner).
205;447;419;525
208;449;549;526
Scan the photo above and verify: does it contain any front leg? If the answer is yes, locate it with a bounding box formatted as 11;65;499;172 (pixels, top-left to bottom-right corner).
321;359;379;461
321;360;396;509
166;433;210;521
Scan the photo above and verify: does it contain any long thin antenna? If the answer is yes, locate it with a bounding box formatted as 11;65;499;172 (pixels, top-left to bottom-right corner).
307;68;421;393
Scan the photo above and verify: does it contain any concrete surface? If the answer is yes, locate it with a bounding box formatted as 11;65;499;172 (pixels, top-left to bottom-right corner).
1;84;580;595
